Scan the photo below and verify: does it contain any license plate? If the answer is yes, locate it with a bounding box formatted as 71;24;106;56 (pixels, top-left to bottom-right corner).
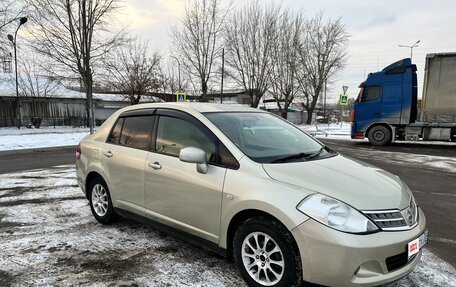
408;229;428;258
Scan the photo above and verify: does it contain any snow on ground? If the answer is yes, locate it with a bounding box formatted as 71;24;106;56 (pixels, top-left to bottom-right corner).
0;127;90;151
299;122;353;138
0;166;245;287
0;166;455;287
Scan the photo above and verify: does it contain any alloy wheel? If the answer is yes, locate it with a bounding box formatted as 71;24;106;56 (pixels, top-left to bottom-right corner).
241;231;285;286
91;183;109;217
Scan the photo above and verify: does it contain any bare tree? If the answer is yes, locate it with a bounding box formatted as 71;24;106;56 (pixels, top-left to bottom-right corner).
0;0;25;72
155;60;190;97
0;0;24;32
26;0;125;133
17;57;60;97
170;0;230;102
224;2;280;108
296;11;349;124
104;39;161;105
0;58;59;97
155;64;174;95
270;10;304;119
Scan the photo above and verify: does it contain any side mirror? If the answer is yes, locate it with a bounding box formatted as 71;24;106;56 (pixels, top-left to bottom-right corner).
179;146;208;174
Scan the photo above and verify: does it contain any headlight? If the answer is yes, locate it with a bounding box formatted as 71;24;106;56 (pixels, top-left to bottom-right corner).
403;182;418;226
297;194;379;234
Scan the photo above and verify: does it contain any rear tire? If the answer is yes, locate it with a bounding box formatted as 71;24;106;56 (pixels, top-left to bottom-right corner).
88;177;118;224
368;125;391;146
233;217;302;287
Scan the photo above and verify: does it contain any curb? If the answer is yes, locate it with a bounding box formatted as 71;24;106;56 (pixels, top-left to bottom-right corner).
0;145;77;156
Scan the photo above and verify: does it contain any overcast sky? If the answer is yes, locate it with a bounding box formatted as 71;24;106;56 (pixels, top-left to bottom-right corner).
116;0;456;102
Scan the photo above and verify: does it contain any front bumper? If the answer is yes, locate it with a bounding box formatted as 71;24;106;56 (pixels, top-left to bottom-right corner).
351;122;366;139
291;207;427;287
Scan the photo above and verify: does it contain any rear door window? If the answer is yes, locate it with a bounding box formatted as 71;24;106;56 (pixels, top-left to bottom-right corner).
119;116;154;150
107;118;124;144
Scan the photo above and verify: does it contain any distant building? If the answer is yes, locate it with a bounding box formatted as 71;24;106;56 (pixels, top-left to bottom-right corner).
0;73;162;127
259;100;315;125
200;90;315;124
204;89;252;105
0;72;319;127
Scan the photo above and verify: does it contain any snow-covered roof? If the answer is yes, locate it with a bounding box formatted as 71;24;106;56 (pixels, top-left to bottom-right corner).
0;72;83;98
258;101;303;111
0;73;162;102
207;88;247;95
92;93;162;102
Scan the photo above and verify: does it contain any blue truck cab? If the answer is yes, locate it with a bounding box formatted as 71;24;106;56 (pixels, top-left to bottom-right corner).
351;58;418;145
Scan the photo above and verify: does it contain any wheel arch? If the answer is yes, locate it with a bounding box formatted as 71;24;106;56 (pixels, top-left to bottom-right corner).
224;209;292;260
85;170;108;199
365;122;393;137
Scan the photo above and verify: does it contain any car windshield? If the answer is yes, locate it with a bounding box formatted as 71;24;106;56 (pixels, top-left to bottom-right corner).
205;112;334;163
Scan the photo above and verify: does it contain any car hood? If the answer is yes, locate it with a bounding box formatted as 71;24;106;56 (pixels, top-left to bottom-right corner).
262;154;411;210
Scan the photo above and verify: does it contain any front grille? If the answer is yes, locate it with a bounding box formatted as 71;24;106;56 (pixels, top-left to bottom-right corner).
364;210;408;230
385;250;416;272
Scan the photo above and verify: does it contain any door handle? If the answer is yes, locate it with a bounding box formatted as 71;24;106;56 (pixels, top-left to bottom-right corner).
103;151;113;158
149;161;162;170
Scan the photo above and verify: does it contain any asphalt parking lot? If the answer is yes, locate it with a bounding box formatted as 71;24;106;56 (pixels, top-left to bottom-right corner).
0;140;455;286
0;166;245;287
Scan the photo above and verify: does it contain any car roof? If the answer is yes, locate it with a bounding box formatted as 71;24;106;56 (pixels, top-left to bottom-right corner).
119;102;266;114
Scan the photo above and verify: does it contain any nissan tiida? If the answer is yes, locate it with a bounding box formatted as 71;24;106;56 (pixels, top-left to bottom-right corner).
76;103;427;287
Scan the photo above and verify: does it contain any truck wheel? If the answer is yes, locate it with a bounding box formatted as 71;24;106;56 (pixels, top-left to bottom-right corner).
368;125;391;146
233;217;302;287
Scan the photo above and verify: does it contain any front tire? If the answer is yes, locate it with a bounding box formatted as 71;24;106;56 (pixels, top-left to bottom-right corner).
368;125;391;146
88;177;118;224
233;217;302;287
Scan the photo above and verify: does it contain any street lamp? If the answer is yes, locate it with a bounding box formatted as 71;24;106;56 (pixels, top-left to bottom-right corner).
170;55;181;92
398;40;420;62
7;16;28;129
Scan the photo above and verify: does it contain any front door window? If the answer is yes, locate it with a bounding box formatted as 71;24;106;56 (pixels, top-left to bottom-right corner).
155;116;216;162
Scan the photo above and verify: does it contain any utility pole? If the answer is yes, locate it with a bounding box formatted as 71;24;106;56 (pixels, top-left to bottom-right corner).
220;48;224;104
324;78;328;127
171;55;182;91
7;17;28;129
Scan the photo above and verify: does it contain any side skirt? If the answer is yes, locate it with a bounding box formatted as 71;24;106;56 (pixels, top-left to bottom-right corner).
115;208;227;258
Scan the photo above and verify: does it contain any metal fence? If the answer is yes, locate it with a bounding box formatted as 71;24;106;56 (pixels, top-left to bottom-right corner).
0;97;89;128
0;116;15;128
23;116;88;128
0;116;88;128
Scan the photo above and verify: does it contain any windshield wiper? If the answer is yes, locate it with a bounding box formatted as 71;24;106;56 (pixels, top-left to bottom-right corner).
270;147;327;163
304;147;325;160
271;152;310;163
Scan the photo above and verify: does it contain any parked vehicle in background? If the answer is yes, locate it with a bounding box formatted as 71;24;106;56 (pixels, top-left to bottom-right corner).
351;53;456;145
76;103;427;287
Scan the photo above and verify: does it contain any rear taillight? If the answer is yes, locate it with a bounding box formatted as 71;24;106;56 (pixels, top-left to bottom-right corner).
76;143;81;160
350;110;355;122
